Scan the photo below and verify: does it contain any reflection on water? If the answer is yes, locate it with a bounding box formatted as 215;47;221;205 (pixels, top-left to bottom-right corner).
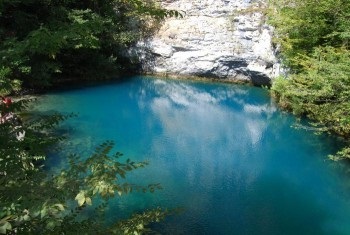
35;76;350;235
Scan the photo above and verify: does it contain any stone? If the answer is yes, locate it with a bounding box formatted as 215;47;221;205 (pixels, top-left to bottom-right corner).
131;0;281;86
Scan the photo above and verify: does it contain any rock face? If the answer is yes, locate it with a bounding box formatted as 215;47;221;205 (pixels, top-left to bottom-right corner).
134;0;280;86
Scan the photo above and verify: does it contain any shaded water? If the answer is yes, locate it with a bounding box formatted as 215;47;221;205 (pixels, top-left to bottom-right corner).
34;76;350;235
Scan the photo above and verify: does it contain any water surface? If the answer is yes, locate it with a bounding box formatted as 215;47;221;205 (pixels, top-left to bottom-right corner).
35;76;350;235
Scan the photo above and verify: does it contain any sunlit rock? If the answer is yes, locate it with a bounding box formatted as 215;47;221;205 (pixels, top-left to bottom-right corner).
132;0;281;86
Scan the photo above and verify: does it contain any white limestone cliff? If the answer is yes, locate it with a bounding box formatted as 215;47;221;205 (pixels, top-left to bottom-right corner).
133;0;281;86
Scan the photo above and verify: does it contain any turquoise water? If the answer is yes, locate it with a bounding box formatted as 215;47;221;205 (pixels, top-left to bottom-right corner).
35;76;350;234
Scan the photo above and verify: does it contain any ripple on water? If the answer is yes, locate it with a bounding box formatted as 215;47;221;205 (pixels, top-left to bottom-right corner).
34;76;350;235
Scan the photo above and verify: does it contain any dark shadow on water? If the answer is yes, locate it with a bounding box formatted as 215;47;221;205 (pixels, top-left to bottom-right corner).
34;75;136;94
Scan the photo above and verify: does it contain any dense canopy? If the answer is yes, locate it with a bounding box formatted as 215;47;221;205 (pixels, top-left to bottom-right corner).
268;0;350;159
0;0;179;92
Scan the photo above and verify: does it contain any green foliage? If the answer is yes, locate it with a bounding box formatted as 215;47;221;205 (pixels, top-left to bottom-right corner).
272;47;350;134
0;100;168;234
269;0;350;159
114;207;172;234
268;0;350;68
0;99;68;234
0;0;181;88
0;67;21;96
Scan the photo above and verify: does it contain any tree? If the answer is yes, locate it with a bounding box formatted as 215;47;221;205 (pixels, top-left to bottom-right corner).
0;0;180;88
268;0;350;68
268;0;350;159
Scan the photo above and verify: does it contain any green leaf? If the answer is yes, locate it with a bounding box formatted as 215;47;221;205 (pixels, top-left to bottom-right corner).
54;203;65;211
40;208;47;219
0;222;12;234
75;191;86;206
85;197;92;206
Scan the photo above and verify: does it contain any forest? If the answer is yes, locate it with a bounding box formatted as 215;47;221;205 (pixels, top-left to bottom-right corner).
268;0;350;160
0;0;350;234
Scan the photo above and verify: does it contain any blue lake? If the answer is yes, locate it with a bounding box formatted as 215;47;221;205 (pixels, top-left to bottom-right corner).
34;76;350;234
